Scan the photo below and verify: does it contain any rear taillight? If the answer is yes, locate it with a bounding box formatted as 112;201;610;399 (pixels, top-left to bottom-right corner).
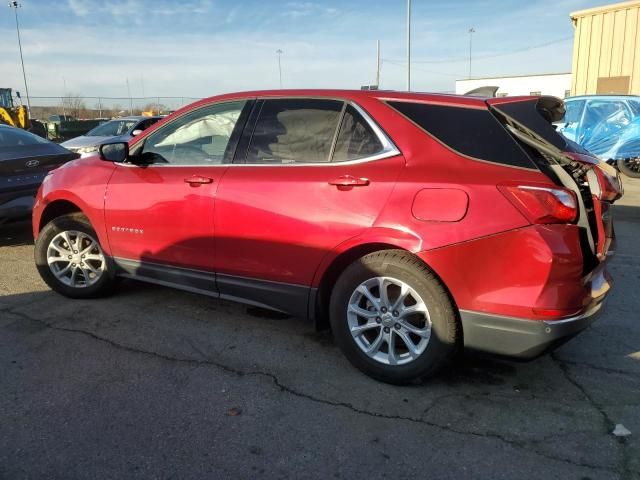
498;183;578;224
591;165;623;203
563;151;623;203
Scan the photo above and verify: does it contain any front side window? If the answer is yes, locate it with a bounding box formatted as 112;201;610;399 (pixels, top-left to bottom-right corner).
139;101;246;165
246;99;343;164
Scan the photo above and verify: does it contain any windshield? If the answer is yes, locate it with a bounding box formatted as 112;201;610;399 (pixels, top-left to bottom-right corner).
0;89;12;109
0;127;50;147
86;120;137;137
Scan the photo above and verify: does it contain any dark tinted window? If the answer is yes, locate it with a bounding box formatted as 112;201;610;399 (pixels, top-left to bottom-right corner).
247;99;343;164
0;126;50;147
332;105;383;161
137;118;160;131
495;100;574;151
388;101;535;169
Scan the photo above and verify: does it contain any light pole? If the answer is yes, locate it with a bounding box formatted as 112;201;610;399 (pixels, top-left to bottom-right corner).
406;0;411;91
9;1;31;111
468;27;475;79
276;49;283;89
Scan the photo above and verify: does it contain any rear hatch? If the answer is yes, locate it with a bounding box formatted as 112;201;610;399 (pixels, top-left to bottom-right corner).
487;96;623;270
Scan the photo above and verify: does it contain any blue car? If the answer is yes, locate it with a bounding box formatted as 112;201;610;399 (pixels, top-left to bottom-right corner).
557;95;640;178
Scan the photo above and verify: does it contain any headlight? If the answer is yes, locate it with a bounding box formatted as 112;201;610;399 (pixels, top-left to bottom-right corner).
76;146;98;154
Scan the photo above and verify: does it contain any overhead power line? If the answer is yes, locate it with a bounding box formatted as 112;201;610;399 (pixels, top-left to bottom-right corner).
382;59;463;77
384;35;573;65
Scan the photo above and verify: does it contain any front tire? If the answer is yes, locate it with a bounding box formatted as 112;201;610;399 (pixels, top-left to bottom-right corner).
35;213;115;298
617;158;640;178
329;250;460;384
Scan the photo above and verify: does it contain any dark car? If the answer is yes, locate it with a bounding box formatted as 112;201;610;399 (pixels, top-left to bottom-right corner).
0;125;78;224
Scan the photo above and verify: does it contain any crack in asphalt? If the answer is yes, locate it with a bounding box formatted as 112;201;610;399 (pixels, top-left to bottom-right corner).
551;352;636;480
555;357;640;378
2;305;636;477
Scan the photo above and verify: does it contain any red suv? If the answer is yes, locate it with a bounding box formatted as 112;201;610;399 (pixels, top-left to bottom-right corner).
32;90;622;384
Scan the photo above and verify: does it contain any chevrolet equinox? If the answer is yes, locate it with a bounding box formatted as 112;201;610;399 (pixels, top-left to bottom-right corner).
32;90;622;384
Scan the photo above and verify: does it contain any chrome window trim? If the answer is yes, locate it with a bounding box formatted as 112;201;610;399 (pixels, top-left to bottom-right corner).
120;98;401;169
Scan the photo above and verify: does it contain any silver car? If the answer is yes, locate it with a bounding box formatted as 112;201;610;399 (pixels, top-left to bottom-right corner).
61;116;162;158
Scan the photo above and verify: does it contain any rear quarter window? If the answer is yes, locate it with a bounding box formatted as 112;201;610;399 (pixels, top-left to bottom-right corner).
387;101;536;169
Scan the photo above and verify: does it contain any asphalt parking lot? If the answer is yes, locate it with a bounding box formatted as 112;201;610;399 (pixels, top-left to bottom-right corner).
1;180;639;480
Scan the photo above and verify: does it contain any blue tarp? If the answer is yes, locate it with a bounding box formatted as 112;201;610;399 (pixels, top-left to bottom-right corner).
558;97;640;161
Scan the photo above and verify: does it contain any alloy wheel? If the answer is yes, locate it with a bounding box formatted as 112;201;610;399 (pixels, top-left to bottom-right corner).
347;276;431;366
46;230;106;288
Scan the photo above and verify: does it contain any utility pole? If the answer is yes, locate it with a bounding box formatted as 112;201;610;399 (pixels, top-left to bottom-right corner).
406;0;411;91
126;77;132;115
9;1;31;111
375;40;381;88
276;49;283;89
468;27;475;79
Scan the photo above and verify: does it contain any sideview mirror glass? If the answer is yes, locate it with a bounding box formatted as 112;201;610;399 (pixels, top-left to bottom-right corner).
99;142;129;163
131;129;143;136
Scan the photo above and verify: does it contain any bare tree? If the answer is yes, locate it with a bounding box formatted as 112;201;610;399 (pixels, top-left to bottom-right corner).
143;102;167;115
61;93;88;118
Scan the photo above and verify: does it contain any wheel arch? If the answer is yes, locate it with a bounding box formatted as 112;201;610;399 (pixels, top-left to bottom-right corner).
312;242;460;333
38;199;85;233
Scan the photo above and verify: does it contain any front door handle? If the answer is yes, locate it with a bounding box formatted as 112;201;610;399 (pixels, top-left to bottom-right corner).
184;175;213;186
329;175;370;187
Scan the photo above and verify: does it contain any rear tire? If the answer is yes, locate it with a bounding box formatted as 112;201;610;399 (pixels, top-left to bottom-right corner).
617;158;640;178
35;214;115;298
329;250;460;384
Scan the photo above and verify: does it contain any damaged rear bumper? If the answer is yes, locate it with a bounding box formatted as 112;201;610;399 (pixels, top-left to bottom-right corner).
460;303;604;359
460;260;611;359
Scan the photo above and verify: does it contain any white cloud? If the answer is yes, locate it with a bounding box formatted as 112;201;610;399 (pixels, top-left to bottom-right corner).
283;2;339;18
67;0;91;16
66;0;212;19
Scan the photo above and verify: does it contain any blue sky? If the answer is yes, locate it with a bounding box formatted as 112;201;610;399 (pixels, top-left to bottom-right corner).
0;0;605;99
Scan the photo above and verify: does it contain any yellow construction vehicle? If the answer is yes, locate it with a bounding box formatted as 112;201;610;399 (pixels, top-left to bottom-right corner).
0;87;46;137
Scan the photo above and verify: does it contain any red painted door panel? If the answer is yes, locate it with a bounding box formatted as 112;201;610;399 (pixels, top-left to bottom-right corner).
104;165;225;270
215;156;404;285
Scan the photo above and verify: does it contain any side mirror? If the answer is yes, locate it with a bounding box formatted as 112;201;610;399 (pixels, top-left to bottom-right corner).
99;142;129;163
131;129;143;137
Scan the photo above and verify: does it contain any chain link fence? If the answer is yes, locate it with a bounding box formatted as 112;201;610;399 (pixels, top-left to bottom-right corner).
29;96;202;121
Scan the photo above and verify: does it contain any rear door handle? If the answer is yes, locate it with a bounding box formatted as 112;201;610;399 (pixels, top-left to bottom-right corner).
184;175;213;186
328;175;370;187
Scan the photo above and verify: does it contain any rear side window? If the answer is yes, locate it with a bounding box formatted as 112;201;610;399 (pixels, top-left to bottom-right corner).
247;99;343;164
332;105;383;161
387;101;535;169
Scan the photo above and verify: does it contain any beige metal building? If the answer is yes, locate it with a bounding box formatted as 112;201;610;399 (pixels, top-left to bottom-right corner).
570;0;640;95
